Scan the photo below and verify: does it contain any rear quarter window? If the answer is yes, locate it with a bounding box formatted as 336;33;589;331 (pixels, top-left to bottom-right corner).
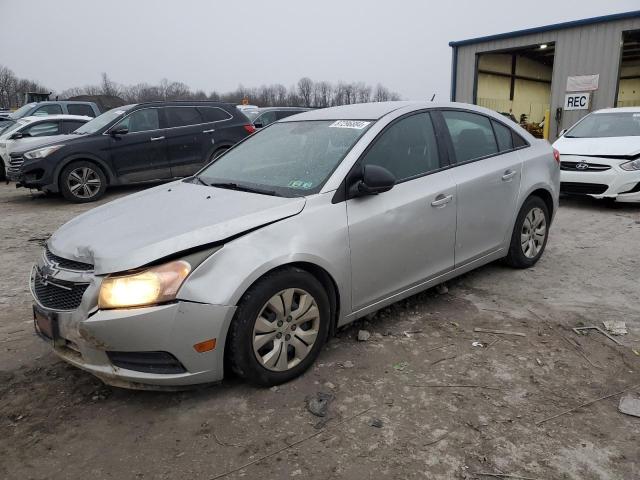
199;107;232;123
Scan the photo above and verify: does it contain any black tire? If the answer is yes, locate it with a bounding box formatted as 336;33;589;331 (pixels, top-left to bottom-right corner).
504;196;550;268
227;267;331;387
0;161;5;181
59;161;107;203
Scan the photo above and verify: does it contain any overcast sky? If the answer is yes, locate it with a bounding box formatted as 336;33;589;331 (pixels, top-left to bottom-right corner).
0;0;638;100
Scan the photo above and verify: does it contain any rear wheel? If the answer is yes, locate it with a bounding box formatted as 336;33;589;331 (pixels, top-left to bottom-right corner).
227;268;330;386
209;147;228;163
504;196;549;268
59;161;107;203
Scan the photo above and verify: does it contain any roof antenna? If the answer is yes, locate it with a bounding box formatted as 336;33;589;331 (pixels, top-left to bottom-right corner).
430;94;436;101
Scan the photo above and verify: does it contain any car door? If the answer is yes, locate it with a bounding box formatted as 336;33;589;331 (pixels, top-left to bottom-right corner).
198;106;235;161
437;110;522;267
164;106;208;177
346;112;457;311
108;107;170;182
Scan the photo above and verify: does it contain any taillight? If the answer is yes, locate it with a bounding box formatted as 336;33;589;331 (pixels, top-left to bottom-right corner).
553;148;560;164
243;124;256;134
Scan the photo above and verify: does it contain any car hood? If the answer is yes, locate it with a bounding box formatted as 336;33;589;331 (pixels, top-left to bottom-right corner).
553;136;640;157
10;134;70;154
48;180;306;274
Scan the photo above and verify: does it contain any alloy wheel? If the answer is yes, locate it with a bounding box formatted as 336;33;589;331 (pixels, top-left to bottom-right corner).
67;167;102;199
252;288;320;372
520;207;546;258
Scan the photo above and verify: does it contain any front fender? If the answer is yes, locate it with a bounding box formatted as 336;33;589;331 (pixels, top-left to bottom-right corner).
53;152;115;185
177;193;351;316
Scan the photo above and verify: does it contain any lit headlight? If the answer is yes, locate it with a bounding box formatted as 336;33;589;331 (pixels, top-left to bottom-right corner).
620;159;640;171
23;144;65;160
98;260;191;309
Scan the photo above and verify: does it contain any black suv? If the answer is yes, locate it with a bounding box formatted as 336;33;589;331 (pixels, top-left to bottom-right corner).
9;101;254;202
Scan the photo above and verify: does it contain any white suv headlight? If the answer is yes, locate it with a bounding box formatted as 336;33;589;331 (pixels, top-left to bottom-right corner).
620;159;640;171
23;144;65;160
98;260;191;309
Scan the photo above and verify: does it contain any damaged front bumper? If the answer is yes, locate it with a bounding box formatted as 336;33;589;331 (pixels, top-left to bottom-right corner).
30;257;236;390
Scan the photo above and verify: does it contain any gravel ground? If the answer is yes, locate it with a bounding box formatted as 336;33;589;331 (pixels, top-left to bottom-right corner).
1;183;639;480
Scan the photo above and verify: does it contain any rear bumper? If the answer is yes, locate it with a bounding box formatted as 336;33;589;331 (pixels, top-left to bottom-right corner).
41;301;236;389
560;168;640;203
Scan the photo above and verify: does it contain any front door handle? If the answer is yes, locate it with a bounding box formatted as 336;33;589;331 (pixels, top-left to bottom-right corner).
202;129;215;133
150;136;165;142
502;169;517;181
431;194;453;207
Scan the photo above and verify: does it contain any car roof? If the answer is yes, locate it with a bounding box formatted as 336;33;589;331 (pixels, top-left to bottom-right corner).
593;107;640;114
21;114;92;122
256;107;312;112
35;100;95;105
285;101;496;121
135;101;234;108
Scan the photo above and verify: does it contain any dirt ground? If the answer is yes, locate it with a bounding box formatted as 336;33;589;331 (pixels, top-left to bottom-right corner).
1;182;639;480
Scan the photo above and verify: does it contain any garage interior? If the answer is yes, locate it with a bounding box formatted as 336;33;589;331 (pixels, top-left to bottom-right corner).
475;43;555;138
617;29;640;107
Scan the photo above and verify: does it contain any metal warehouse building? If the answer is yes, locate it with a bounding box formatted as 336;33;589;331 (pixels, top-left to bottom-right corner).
449;10;640;141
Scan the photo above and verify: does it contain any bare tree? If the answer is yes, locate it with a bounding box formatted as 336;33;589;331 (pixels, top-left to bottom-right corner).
297;77;313;107
100;72;121;97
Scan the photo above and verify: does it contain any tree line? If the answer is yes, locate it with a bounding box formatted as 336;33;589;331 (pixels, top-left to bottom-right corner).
0;65;49;109
62;73;402;107
0;65;402;109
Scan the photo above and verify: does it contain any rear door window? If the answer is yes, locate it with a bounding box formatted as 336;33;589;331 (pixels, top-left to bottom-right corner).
360;112;441;182
32;104;63;116
165;107;203;128
442;110;499;163
67;104;96;117
63;120;87;133
492;120;514;151
199;107;232;122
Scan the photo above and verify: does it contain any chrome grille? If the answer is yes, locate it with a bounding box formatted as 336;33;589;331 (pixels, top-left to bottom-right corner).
561;161;611;172
45;247;94;272
32;268;89;311
7;155;24;176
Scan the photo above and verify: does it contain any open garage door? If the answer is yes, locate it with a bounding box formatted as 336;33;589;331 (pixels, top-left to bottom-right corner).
475;44;554;139
617;30;640;107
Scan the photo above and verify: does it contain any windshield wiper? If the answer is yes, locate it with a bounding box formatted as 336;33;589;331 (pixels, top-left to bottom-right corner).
208;182;278;196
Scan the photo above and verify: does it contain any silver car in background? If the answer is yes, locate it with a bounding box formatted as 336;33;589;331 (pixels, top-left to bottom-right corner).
31;102;559;389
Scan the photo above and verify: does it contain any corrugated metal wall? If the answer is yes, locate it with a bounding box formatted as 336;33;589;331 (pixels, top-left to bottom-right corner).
452;18;640;140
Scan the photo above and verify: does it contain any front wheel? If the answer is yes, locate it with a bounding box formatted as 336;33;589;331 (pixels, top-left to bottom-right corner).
227;268;330;387
59;161;107;203
504;196;550;268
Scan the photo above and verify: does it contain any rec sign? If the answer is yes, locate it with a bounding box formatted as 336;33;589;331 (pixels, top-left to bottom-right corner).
564;92;591;111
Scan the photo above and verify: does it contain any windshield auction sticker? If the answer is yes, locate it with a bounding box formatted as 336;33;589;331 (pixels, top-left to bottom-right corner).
329;120;371;129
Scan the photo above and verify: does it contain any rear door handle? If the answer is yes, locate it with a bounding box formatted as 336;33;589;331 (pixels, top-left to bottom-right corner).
431;194;453;207
150;136;165;142
502;169;516;181
202;129;215;133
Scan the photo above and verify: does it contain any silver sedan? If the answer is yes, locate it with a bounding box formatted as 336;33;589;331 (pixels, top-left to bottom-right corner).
31;101;560;389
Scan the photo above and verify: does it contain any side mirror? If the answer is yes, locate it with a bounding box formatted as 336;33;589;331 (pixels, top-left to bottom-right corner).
253;122;263;129
10;132;23;140
559;129;567;137
354;164;395;196
110;126;129;136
